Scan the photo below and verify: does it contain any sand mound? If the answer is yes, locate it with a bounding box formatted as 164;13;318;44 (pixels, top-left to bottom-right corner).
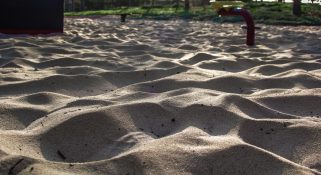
0;17;321;174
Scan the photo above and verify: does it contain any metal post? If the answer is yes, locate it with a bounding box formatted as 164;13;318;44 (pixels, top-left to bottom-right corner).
217;8;255;46
121;14;127;22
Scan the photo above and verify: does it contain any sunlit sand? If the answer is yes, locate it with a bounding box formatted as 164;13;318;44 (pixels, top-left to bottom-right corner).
0;17;321;174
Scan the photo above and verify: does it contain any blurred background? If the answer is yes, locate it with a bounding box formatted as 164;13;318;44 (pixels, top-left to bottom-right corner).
64;0;320;12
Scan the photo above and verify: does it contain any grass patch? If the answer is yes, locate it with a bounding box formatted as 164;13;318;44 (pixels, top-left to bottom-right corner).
65;6;219;20
245;2;321;25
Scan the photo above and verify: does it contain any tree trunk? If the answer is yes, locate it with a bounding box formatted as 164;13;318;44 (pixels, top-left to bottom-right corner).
202;0;209;9
293;0;301;16
80;0;85;11
185;0;190;12
175;0;179;8
278;0;283;3
71;0;75;11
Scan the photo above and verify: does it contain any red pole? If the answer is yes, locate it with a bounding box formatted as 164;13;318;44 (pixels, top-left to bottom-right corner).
217;8;255;46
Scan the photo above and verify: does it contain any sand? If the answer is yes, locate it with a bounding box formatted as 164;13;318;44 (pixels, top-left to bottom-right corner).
0;17;321;175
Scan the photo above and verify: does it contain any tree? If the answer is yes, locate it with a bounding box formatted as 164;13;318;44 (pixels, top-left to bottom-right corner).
174;0;179;8
202;0;209;9
151;0;155;7
69;0;75;11
80;0;85;11
184;0;190;12
309;0;320;4
293;0;301;16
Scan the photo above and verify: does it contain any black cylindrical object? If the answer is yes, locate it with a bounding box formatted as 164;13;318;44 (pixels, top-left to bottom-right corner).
0;0;64;35
121;14;127;22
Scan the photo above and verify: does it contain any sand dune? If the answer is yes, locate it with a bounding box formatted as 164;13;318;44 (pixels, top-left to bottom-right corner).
0;17;321;174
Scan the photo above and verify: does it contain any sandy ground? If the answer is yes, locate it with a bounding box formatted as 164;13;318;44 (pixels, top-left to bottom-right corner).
0;17;321;175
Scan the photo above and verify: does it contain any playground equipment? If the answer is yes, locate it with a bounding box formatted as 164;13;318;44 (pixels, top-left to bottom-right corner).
0;0;64;35
211;0;255;46
0;0;255;45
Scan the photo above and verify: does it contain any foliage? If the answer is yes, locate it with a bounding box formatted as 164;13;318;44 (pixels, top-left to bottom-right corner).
245;2;321;25
65;2;321;25
65;0;209;11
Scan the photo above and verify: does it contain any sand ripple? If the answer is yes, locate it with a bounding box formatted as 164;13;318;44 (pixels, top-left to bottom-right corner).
0;18;321;174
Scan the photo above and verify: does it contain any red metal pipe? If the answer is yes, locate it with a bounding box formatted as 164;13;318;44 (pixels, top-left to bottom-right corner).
217;8;255;46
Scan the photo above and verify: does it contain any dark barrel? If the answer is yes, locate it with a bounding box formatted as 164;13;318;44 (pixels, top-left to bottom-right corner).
0;0;64;35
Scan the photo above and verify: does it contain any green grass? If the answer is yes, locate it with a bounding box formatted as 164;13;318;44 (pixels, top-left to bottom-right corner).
245;2;321;25
65;3;321;25
65;6;218;20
